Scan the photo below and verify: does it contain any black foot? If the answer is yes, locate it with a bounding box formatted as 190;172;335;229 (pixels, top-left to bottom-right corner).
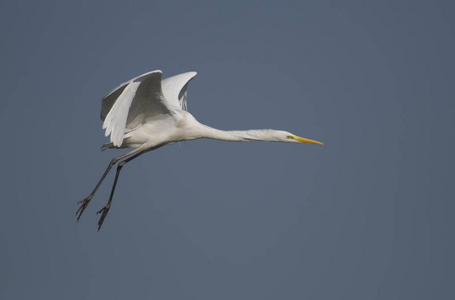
76;196;93;221
96;203;111;231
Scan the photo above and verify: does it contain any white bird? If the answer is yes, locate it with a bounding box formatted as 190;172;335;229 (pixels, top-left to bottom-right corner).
77;70;323;230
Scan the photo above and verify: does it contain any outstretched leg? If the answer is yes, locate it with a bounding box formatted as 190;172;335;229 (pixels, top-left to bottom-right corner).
76;147;145;221
96;149;148;230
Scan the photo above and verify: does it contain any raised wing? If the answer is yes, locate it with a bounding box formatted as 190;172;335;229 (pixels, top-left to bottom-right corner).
161;71;197;111
101;70;171;147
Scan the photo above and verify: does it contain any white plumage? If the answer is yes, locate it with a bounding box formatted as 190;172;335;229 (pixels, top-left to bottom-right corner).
101;70;196;147
77;70;323;230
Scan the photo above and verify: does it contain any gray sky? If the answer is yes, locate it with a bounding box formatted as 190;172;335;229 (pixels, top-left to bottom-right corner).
1;0;454;299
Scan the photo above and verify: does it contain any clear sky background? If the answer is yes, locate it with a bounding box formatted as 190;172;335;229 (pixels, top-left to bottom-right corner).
1;0;454;299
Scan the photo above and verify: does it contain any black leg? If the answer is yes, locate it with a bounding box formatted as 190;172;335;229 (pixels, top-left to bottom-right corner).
96;150;147;230
76;147;144;221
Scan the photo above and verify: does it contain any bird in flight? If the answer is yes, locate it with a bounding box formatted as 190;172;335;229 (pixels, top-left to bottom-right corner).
76;70;323;230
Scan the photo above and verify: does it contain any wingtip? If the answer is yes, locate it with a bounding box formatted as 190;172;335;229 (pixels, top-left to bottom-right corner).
181;71;197;78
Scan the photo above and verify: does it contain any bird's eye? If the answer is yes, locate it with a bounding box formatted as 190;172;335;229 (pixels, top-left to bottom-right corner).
287;135;294;139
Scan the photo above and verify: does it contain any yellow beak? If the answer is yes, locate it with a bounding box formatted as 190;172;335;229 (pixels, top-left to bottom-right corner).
294;136;324;145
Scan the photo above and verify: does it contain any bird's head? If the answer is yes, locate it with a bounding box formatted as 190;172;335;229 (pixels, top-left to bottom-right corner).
277;130;324;145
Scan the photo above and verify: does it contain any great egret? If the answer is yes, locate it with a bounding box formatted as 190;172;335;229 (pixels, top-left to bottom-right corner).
77;70;323;230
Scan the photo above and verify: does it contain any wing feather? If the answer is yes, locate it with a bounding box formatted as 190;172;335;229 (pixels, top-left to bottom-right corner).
161;72;197;110
101;70;171;147
101;70;159;121
100;70;197;148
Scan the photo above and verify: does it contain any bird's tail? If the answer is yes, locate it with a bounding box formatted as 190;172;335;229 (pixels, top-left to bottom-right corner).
101;143;113;151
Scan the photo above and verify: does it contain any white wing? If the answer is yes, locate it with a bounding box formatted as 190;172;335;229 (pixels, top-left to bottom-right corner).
161;71;197;111
101;70;172;147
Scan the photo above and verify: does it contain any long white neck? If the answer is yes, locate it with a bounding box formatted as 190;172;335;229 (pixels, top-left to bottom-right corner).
190;123;282;142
